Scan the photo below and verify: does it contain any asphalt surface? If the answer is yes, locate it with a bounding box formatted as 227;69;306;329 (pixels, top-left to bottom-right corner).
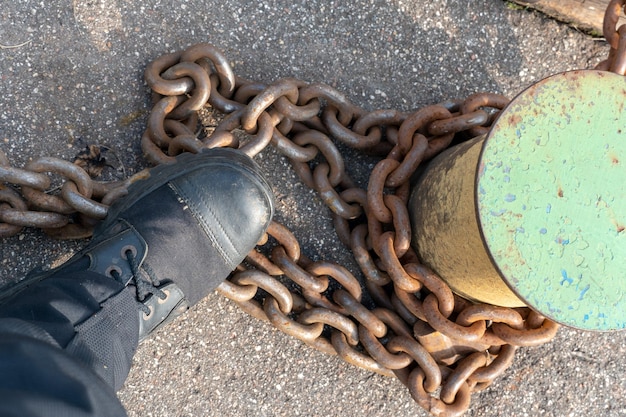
0;1;624;416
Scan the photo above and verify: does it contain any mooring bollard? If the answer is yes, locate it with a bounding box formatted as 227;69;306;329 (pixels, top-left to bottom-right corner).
410;70;625;331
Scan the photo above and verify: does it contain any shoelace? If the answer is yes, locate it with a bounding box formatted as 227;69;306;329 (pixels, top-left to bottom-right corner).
111;249;167;315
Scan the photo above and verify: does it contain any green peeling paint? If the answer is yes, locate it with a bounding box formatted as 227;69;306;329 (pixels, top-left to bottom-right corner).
477;70;626;331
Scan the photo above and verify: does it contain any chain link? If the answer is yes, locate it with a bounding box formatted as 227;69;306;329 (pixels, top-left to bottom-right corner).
1;4;625;415
596;0;626;74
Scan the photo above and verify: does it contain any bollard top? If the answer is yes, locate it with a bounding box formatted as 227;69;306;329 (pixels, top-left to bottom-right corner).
477;70;626;331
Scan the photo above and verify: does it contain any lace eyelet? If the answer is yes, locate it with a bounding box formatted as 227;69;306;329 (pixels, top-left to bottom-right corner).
105;265;123;279
157;289;170;304
142;305;154;320
121;245;138;260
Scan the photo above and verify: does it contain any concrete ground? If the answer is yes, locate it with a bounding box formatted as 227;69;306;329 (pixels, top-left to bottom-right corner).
1;0;624;416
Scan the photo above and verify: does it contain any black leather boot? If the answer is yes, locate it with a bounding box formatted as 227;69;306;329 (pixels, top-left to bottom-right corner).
0;147;274;342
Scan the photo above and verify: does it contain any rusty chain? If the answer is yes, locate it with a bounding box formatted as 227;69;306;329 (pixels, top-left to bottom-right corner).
596;0;626;74
1;4;625;417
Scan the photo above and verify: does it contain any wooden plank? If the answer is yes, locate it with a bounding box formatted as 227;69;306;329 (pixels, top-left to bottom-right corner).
509;0;626;35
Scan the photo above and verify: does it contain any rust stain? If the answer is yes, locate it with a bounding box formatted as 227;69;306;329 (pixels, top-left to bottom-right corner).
507;114;522;126
557;187;563;198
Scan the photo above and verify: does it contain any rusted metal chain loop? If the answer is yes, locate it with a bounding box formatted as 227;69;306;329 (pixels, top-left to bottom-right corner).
265;297;325;341
206;73;246;113
422;294;487;343
525;310;547;328
469;344;517;384
374;308;414;339
25;157;93;197
352;109;408;136
423;132;456;161
330;330;395;377
212;107;276;157
272;246;329;293
243;225;298;277
397;105;453;156
427;110;489;136
234;298;271;322
267;221;301;261
0;165;51;191
299;308;360;345
271;129;319;162
301;263;361;314
144;51;194;96
274;94;321;122
180;42;236;97
0;208;69;229
359;308;416;370
322;105;383;149
0;177;77;238
610;25;626;74
604;0;626;49
491;316;559;347
307;261;363;300
313;163;362;219
233;78;267;104
241;78;301;131
293;130;345;187
60;182;108;219
365;204;386;256
440;352;488;404
386;133;428;187
387;336;442;393
407;367;471;417
390;290;421;325
333;289;387;338
367;158;400;223
239;111;276;157
378;232;423;293
245;248;283;276
141;130;176;165
330;188;368;246
147;95;186;147
456;304;525;329
22;157;94;215
215;278;258;303
167;134;204;156
144;113;201;162
231;270;293;313
0;187;29;236
298;83;360;126
160;62;211;120
164;118;196;137
350;224;392;286
455;304;526;346
382;194;412;257
393;264;444;307
459;93;509;137
365;280;394;312
267;79;322;122
359;323;414;369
